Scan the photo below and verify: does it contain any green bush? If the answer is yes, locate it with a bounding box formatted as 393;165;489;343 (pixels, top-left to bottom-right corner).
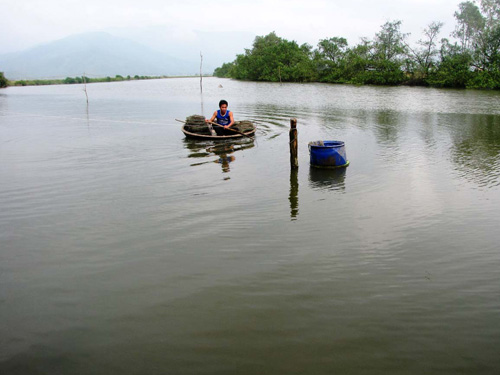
0;72;8;88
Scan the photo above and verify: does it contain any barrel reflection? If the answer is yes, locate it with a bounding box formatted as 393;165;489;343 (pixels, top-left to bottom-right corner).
308;166;347;192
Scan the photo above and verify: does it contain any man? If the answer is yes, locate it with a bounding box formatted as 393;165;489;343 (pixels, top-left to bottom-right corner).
206;100;235;136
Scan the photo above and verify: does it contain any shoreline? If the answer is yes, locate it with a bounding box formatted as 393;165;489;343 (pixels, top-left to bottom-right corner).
5;75;213;87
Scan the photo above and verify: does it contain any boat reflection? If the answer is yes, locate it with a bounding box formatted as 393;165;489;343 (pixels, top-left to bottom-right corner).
308;166;347;192
183;138;255;173
209;144;236;173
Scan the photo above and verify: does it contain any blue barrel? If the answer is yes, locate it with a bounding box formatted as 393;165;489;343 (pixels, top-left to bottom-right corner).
309;141;349;168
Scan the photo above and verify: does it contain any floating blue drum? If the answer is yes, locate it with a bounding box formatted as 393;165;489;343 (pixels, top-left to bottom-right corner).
309;141;349;168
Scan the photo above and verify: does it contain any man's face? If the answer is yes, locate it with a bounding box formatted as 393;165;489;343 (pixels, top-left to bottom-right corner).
220;104;228;113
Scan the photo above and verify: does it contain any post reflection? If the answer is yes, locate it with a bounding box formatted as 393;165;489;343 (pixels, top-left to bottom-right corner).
308;166;347;192
289;168;299;220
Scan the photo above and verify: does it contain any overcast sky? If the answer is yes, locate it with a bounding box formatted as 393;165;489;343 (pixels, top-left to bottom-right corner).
1;0;464;54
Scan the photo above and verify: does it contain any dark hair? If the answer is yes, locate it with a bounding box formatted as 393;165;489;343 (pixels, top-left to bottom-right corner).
219;100;228;107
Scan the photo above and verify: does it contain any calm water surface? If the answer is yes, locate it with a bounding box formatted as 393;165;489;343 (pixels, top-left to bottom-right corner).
1;78;500;374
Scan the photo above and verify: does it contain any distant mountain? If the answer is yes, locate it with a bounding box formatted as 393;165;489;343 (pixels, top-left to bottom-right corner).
0;32;202;80
103;26;256;72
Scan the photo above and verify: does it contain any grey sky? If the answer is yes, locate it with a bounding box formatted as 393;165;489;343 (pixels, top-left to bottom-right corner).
1;0;464;54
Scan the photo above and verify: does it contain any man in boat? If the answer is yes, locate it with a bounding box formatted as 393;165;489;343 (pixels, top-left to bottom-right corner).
206;100;235;136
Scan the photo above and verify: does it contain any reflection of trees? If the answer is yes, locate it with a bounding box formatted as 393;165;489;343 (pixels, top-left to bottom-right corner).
183;138;254;173
417;113;439;149
317;109;404;143
372;110;402;146
449;114;500;187
309;166;347;192
317;109;352;132
251;104;303;127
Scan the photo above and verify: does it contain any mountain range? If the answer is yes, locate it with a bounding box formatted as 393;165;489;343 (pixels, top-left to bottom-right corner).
0;30;255;80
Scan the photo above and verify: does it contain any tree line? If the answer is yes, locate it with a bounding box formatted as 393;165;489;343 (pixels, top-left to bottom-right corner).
214;1;500;89
0;72;8;88
5;74;169;87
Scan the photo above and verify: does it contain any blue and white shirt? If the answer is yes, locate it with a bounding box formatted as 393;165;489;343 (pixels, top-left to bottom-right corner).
216;110;231;126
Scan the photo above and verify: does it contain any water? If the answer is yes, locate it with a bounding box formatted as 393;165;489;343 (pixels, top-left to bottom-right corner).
1;78;500;374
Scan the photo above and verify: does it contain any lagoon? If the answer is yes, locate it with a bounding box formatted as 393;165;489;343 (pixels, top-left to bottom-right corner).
1;77;500;374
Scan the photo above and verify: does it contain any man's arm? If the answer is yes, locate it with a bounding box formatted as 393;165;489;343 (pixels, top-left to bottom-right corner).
206;111;217;123
227;112;235;127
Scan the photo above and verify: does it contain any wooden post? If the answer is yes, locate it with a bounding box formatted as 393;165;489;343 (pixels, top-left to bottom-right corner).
289;118;298;168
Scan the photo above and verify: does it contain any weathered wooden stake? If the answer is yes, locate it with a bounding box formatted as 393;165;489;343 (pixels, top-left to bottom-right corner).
289;118;298;168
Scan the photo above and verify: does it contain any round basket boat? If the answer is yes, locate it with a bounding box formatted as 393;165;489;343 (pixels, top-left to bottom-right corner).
181;121;256;140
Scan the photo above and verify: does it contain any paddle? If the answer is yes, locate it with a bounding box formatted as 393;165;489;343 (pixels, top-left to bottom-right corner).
207;121;255;140
175;119;255;140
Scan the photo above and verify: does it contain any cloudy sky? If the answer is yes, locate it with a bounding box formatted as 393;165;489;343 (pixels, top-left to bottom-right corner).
1;0;464;54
